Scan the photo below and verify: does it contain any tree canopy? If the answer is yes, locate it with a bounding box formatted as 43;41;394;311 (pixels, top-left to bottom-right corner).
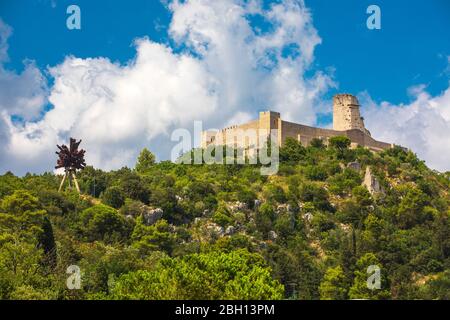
0;141;448;300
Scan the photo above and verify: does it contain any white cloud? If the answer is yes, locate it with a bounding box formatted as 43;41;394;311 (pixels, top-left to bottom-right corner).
0;19;12;63
0;61;48;121
0;19;48;121
361;83;450;172
168;0;333;125
45;41;218;169
1;0;333;174
0;19;49;173
1;1;448;175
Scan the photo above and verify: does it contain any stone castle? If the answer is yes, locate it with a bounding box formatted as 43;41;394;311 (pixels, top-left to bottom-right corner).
201;94;394;152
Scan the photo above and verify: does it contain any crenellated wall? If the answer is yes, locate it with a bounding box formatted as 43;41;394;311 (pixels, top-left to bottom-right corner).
201;94;394;152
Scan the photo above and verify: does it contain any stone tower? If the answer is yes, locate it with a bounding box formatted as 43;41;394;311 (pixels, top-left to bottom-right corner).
258;111;280;132
333;94;371;136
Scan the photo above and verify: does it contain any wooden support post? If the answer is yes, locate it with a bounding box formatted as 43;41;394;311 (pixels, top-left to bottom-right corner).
72;171;80;193
58;172;67;192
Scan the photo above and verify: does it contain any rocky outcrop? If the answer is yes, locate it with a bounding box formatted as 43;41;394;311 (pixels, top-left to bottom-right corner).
363;166;384;195
205;222;225;237
303;212;313;223
142;207;164;225
225;225;236;236
268;230;278;241
347;161;361;171
276;204;293;214
227;201;247;212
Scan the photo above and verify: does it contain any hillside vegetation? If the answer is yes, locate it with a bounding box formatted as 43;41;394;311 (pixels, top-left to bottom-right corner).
0;137;449;300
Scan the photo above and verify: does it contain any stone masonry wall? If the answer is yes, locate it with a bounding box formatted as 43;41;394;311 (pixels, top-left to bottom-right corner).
333;94;371;136
201;94;393;152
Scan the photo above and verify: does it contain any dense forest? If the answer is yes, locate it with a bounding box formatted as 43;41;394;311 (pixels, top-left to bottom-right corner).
0;136;449;300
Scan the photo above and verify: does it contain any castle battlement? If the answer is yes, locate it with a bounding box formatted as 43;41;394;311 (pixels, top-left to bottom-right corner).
201;94;393;152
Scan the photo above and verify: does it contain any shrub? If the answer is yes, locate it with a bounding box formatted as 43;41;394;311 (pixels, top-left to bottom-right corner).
310;138;325;149
80;204;131;243
263;185;286;203
110;250;284;299
101;186;125;209
280;137;306;163
304;165;328;181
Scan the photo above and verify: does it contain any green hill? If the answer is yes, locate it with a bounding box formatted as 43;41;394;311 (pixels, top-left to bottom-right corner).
0;137;449;300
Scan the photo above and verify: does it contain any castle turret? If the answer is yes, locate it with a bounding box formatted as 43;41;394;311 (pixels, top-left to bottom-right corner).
259;111;280;132
333;94;371;136
201;93;395;154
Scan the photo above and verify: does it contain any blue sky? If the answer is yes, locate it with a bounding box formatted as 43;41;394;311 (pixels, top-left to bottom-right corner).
1;0;449;104
0;0;449;173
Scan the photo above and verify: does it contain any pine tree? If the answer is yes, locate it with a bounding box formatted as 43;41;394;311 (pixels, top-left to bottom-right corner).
319;266;348;300
135;148;156;173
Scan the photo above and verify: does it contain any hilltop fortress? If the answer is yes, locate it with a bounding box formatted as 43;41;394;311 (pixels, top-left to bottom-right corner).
201;94;395;152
